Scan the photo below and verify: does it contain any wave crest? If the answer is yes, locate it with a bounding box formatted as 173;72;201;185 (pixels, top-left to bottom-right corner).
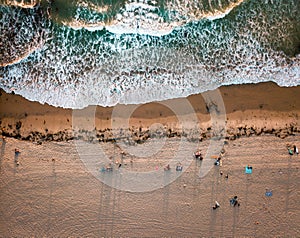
0;0;299;108
0;5;48;67
1;0;38;8
59;0;245;36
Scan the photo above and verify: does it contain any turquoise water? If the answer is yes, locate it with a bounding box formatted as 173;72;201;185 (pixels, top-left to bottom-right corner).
0;0;299;108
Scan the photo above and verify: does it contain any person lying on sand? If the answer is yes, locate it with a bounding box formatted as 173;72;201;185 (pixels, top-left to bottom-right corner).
288;147;293;155
212;201;220;210
194;150;203;160
230;196;240;207
14;148;20;155
214;157;221;166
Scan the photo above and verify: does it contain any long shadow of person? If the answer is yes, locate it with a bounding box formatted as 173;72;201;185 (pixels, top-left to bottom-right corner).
0;139;6;171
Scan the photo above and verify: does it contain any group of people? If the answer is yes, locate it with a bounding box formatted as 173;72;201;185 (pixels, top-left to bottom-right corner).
193;149;235;210
211;143;299;210
212;196;240;210
164;162;183;171
194;150;203;160
194;149;242;210
194;149;223;166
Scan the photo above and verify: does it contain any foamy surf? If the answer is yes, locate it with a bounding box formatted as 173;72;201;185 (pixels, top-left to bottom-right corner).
1;0;38;8
0;0;299;108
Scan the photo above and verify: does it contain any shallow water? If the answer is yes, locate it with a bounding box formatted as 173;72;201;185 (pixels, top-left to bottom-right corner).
0;135;299;236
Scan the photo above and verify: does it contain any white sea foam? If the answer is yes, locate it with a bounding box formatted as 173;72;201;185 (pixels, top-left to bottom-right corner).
1;0;300;109
62;20;105;32
3;0;38;8
3;41;299;109
62;0;244;36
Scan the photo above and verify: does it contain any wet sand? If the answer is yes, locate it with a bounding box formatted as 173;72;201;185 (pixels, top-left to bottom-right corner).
0;82;299;142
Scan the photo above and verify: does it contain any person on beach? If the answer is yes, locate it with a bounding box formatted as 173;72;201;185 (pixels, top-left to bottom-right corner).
214;157;221;166
294;145;298;156
288;147;293;156
130;158;133;167
194;150;203;160
176;162;183;171
120;151;125;164
14;148;20;155
106;163;113;172
230;196;240;207
212;201;220;210
14;148;20;165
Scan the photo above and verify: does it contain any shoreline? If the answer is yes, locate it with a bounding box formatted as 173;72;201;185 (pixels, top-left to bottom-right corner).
0;81;299;143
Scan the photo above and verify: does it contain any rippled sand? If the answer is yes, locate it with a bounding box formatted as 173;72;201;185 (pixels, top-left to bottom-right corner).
0;135;299;237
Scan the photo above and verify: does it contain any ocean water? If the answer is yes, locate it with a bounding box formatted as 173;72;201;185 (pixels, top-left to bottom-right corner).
0;0;299;108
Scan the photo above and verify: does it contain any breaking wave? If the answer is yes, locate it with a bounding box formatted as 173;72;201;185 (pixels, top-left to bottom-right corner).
0;0;299;108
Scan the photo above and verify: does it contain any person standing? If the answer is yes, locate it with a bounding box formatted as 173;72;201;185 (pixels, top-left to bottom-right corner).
294;145;299;156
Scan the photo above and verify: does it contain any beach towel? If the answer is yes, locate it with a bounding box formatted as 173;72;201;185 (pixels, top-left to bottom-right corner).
245;166;252;174
265;190;273;197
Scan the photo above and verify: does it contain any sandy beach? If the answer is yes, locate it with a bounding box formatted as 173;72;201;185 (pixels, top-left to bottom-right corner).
0;82;299;142
0;81;300;237
1;0;299;236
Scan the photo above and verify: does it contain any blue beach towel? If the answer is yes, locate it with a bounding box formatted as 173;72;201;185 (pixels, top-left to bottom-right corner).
245;166;252;174
265;190;273;197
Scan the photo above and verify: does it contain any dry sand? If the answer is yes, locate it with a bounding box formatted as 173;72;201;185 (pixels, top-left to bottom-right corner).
0;81;300;237
0;135;299;237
